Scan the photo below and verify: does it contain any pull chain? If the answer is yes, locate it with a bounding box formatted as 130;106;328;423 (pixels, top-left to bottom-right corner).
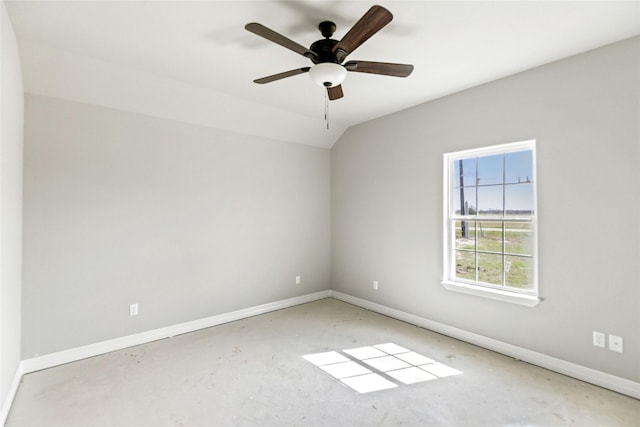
324;90;330;130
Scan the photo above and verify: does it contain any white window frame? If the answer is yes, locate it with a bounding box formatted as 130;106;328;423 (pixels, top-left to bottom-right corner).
442;140;541;307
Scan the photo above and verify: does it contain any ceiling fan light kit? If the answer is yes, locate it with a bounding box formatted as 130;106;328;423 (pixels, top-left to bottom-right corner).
309;63;347;88
245;4;414;101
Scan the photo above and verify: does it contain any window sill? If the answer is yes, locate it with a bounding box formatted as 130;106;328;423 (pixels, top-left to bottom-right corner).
442;281;541;307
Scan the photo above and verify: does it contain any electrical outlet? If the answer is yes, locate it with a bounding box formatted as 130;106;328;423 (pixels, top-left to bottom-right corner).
295;275;301;285
129;303;139;316
372;280;379;290
609;335;623;353
592;331;605;348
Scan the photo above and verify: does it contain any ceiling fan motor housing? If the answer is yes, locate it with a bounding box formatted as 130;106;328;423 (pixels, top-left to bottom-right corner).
309;40;339;64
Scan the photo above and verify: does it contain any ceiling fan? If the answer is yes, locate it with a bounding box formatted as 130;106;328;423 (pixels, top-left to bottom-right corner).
245;5;414;101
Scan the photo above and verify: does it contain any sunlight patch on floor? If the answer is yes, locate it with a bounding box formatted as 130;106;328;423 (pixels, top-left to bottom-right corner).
303;343;462;394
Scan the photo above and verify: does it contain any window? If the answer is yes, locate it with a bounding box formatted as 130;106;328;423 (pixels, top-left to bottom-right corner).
442;140;540;306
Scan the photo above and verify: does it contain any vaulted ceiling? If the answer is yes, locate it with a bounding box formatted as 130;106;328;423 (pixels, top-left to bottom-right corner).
6;1;640;148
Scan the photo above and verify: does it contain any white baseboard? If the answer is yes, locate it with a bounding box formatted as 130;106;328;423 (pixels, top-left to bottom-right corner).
1;362;24;427
330;290;640;400
21;290;332;374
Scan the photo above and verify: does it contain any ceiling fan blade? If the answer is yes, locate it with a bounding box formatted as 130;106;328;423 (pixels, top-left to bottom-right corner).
245;23;318;60
327;85;344;100
344;61;414;77
253;67;311;84
332;5;393;63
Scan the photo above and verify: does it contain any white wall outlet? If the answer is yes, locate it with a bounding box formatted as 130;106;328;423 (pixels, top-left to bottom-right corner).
295;275;301;285
372;280;379;290
609;334;623;353
129;303;139;316
592;331;605;348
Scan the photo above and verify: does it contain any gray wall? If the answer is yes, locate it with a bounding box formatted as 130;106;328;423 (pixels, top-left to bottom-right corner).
0;0;24;406
331;37;640;381
22;95;330;357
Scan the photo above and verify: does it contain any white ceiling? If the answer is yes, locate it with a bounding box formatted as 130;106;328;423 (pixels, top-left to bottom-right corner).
6;0;640;148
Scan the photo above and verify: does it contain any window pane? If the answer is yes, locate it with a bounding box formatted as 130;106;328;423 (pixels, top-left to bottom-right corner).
505;255;534;290
505;150;533;184
477;185;503;216
455;220;475;249
455;250;476;281
477;222;502;253
477;154;503;186
453;187;476;215
504;222;533;256
505;183;534;216
453;158;476;188
477;253;503;286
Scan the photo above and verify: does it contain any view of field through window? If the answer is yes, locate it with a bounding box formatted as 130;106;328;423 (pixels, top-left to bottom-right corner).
450;148;535;292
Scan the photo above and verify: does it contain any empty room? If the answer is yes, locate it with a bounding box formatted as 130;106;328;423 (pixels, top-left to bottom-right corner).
1;1;639;425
